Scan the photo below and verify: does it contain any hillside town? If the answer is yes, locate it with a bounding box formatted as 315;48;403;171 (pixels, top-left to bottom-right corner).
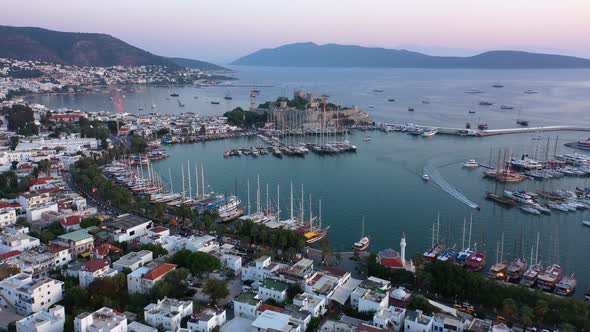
0;57;232;101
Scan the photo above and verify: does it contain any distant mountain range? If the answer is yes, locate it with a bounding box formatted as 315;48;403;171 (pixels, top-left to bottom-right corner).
0;25;223;70
232;42;590;69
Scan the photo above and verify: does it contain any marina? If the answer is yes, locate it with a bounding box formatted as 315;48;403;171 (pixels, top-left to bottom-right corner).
26;67;590;300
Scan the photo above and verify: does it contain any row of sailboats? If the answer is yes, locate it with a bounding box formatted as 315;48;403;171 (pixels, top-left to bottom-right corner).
239;179;330;244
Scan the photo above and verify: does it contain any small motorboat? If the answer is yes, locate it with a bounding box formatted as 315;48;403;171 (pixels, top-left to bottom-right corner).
363;136;372;141
422;174;430;181
463;160;479;168
582;220;590;227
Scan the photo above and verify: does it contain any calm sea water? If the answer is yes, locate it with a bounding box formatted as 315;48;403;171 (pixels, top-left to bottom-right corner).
27;67;590;297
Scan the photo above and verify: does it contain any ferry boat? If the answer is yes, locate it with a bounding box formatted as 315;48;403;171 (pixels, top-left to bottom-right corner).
463;160;479;168
353;218;369;251
421;128;438;137
520;263;543;287
506;258;528;282
554;274;576;296
537;264;563;291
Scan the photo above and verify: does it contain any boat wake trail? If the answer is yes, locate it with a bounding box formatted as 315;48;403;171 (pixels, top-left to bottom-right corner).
423;164;479;210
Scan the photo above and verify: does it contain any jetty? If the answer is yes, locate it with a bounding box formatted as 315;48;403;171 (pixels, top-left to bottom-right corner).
378;123;590;137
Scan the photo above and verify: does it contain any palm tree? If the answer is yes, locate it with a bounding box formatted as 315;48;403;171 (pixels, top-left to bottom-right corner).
520;306;534;328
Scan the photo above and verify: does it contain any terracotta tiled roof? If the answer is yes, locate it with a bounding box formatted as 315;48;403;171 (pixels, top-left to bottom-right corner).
256;304;284;313
150;226;168;233
92;244;122;256
0;250;22;260
143;263;176;281
60;215;82;227
82;259;109;273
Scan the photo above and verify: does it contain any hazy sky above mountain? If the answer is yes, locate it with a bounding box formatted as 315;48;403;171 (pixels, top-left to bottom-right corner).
3;0;590;63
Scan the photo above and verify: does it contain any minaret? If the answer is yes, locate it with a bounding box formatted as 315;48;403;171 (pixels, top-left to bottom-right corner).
400;233;407;267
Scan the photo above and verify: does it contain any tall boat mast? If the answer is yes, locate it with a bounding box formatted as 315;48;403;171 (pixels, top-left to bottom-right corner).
168;168;173;193
181;163;186;198
187;160;192;199
266;184;269;213
468;214;473;249
319;199;322;229
195;165;199;198
201;164;205;197
276;185;280;220
300;184;304;222
247;178;251;216
256;175;260;214
309;194;312;227
290;181;294;220
462;218;466;250
535;232;540;264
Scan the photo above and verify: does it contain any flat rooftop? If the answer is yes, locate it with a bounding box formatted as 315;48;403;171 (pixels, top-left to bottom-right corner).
110;213;151;230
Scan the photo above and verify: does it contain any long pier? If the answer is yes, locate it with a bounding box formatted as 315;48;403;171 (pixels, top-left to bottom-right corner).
378;123;590;137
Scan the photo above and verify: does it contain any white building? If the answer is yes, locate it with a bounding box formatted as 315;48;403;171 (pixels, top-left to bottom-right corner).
109;214;153;242
0;273;64;315
187;307;226;332
127;262;177;294
351;277;391;312
251;310;302;332
242;256;285;282
16;305;65;332
292;292;326;317
220;252;242;274
113;250;153;272
26;202;58;223
432;314;467;332
185;235;219;254
233;292;261;319
373;306;406;331
16;192;52;211
48;244;73;268
144;297;193;331
79;259;119;287
404;310;434;332
257;279;289;303
18;250;55;277
74;307;127;332
0;207;17;227
0;233;41;254
128;321;157;332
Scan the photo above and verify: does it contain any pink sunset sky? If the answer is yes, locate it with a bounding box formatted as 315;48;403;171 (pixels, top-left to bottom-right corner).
2;0;589;63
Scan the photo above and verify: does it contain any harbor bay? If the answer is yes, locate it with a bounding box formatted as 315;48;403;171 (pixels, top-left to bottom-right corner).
27;67;590;298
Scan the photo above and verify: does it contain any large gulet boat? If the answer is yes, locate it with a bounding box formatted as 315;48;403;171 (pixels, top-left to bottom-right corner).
488;233;507;280
520;233;543;287
296;195;330;244
353;217;370;251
